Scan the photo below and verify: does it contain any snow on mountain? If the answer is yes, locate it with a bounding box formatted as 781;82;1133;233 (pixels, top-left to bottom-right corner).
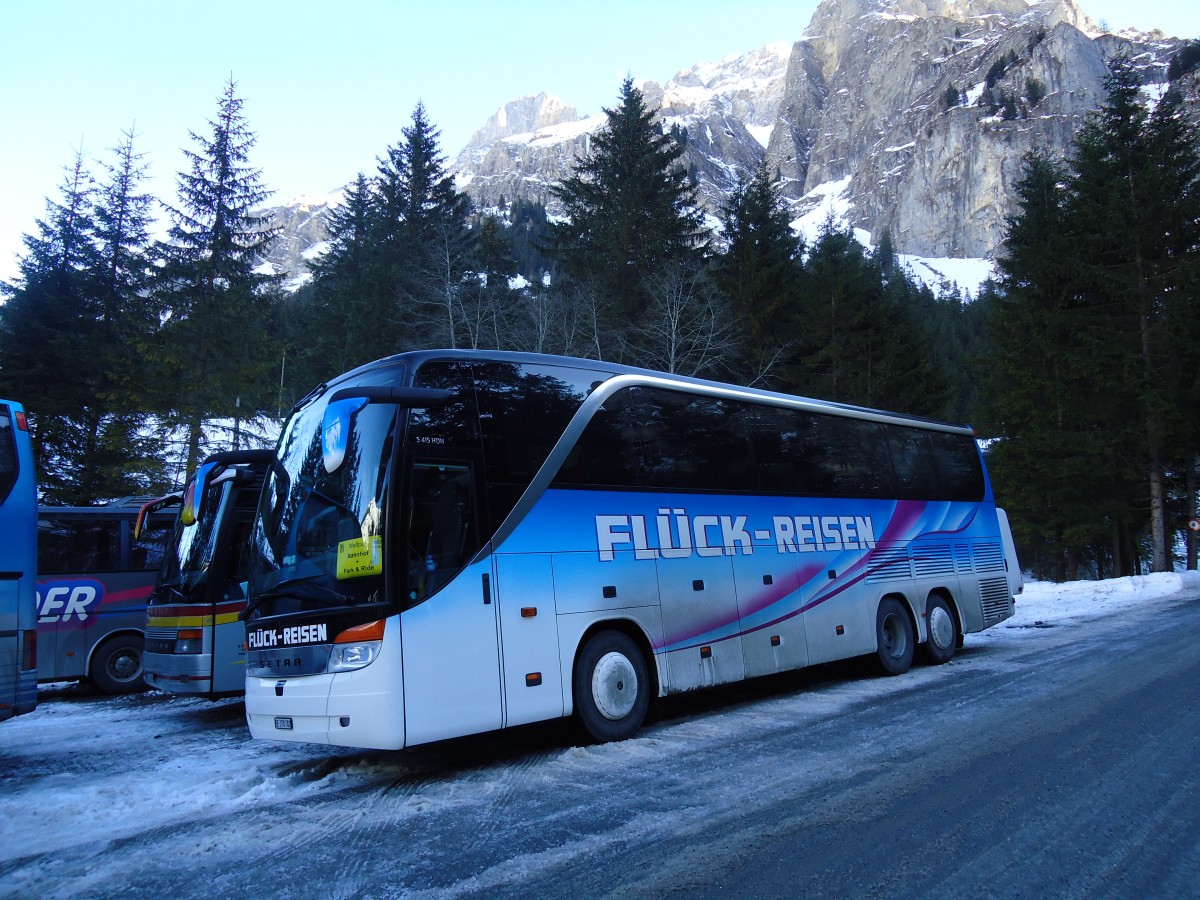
258;0;1195;299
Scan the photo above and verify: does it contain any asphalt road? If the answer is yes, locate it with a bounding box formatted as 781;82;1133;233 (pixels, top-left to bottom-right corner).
4;586;1198;899
528;591;1200;899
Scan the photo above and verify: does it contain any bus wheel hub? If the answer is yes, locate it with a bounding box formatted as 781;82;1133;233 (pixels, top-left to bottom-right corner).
592;651;638;721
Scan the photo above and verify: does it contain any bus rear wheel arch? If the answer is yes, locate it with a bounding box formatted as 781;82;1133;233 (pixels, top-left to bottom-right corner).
572;629;651;743
875;596;915;676
89;633;146;695
920;592;960;665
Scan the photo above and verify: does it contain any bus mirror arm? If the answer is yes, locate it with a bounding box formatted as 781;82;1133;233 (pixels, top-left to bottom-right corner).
327;386;454;408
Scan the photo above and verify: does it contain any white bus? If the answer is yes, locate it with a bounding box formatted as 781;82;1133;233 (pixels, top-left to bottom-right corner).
244;350;1020;750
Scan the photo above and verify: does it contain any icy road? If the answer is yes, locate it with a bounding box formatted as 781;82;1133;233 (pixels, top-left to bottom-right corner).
2;573;1198;899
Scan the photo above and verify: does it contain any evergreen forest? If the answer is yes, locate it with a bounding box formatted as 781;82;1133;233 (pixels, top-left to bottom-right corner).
1;59;1198;581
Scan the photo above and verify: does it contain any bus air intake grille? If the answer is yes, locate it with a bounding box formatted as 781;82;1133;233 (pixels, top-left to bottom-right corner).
145;628;175;642
913;544;955;577
978;577;1011;627
866;546;912;583
972;541;1005;572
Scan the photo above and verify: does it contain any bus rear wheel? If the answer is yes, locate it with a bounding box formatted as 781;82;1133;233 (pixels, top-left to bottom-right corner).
920;595;959;666
90;634;146;694
573;630;649;743
875;598;914;675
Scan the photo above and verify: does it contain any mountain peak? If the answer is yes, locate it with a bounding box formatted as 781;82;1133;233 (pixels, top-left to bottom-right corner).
465;93;578;149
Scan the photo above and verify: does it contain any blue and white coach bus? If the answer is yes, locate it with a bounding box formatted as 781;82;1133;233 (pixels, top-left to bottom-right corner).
0;399;38;722
244;350;1021;750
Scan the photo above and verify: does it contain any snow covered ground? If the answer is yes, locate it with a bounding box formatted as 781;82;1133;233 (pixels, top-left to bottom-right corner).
1;571;1197;895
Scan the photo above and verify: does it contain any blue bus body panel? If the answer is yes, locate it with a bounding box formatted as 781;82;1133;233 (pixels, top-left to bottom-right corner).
499;488;1008;690
36;572;156;681
1;399;38;721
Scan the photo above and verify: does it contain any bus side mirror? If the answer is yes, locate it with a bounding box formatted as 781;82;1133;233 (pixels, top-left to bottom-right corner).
321;387;453;474
134;493;182;539
183;461;219;526
322;398;368;474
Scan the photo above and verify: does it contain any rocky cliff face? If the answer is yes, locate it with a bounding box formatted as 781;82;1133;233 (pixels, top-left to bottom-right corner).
261;0;1193;283
776;0;1168;256
446;0;1187;260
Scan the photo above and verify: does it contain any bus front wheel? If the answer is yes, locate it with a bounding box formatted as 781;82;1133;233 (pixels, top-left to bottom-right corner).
875;598;915;676
573;631;649;743
90;634;146;694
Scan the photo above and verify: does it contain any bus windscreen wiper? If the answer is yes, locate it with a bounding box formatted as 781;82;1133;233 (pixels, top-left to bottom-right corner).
150;583;189;605
240;576;360;620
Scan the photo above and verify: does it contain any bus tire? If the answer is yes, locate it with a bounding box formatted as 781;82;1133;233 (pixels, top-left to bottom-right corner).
875;598;914;676
90;634;146;694
920;594;959;666
573;630;649;744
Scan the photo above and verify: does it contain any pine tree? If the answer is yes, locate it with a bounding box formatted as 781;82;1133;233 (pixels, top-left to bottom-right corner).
154;78;281;477
0;148;102;501
375;103;474;348
982;153;1113;578
548;77;708;353
301;172;383;376
0;135;169;503
1143;82;1200;570
1065;56;1198;572
786;217;945;414
79;128;165;500
459;213;518;349
507;199;555;281
714;160;802;341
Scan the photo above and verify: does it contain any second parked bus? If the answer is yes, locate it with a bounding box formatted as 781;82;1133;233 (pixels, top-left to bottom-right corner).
245;350;1021;750
140;449;271;697
36;500;174;693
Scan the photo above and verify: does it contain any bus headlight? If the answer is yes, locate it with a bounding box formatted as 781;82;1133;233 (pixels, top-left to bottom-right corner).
175;629;203;654
328;641;382;672
327;619;385;673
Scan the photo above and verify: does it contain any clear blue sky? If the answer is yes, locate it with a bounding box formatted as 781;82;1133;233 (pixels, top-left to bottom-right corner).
1;0;1196;285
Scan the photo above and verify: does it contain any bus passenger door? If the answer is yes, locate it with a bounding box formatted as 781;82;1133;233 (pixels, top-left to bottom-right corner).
400;459;502;746
495;552;564;728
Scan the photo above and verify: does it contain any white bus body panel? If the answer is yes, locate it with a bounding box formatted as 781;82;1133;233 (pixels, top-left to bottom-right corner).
246;619;405;749
400;557;502;747
996;508;1024;598
733;554;809;678
657;553;744;691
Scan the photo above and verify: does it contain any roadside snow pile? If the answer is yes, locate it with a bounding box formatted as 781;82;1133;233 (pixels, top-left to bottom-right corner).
971;570;1200;647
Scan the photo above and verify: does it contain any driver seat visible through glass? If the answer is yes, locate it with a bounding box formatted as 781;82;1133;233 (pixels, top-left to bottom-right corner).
406;462;476;604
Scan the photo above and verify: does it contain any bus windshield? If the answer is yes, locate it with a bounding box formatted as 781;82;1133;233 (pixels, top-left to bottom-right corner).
248;382;399;618
154;483;225;599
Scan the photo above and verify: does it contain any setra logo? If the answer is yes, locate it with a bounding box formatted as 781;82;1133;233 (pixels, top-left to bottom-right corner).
36;579;105;623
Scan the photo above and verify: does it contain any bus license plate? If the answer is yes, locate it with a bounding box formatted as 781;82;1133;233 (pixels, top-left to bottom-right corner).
274;717;293;730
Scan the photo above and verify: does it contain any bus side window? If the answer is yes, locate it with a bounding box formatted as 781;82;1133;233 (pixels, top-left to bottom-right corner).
638;389;755;493
37;521;120;574
131;521;171;571
0;415;16;503
888;425;940;499
928;430;985;501
552;388;644;489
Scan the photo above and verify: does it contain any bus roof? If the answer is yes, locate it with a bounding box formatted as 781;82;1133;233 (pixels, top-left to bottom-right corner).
309;349;976;436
